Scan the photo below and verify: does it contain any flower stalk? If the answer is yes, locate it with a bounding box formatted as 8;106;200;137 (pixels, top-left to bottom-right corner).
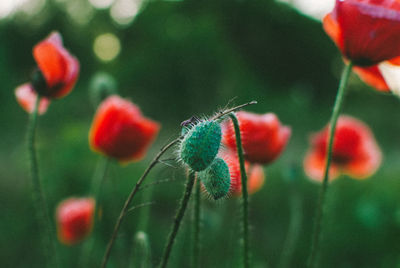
28;95;59;267
192;178;201;268
159;171;196;268
307;62;353;268
228;112;250;268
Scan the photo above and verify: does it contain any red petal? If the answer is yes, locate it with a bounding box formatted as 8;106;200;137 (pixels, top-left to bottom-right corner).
56;198;95;245
221;151;265;196
89;95;160;163
336;0;400;66
353;65;390;91
304;115;382;181
323;13;343;50
222;111;291;165
33;32;80;98
304;149;340;182
15;83;50;115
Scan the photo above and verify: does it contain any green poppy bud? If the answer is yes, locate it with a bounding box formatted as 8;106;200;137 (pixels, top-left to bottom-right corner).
180;120;221;171
198;157;231;200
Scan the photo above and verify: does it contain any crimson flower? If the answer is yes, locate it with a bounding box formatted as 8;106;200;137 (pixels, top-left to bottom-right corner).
222;151;265;196
323;0;400;92
222;111;291;165
15;32;79;113
89;95;160;163
56;197;95;245
304;116;381;182
15;83;50;115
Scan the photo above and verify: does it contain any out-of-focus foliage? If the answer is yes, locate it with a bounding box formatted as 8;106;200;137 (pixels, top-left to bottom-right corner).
2;0;400;267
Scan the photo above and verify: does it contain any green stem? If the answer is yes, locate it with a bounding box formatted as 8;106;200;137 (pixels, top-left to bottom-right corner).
192;178;201;268
28;95;59;267
278;177;303;268
90;157;110;198
79;157;110;267
307;62;353;268
100;139;178;268
159;171;196;268
229;113;250;268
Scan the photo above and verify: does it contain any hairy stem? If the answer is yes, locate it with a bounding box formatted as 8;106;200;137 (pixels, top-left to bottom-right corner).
192;178;201;268
28;95;59;267
159;171;196;268
307;62;353;268
229;113;250;268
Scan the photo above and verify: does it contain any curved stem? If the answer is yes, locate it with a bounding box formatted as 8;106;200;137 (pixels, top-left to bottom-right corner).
192;178;201;268
307;62;353;268
100;101;257;268
159;171;196;268
101;139;179;268
28;95;59;267
229;113;250;268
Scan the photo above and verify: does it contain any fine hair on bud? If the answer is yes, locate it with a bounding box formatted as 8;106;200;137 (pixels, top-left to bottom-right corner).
198;157;231;200
179;120;222;172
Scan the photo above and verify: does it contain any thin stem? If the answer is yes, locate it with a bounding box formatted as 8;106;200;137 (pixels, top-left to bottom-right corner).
307;62;353;268
101;139;178;268
90;157;110;198
100;101;257;268
278;182;303;268
28;95;59;267
159;171;196;268
192;178;201;268
229;113;250;268
79;157;110;268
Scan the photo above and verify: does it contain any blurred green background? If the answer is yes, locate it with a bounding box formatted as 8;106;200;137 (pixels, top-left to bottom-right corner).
2;0;400;267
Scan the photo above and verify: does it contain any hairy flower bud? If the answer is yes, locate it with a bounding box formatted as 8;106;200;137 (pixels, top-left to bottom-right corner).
198;157;231;200
180;120;221;171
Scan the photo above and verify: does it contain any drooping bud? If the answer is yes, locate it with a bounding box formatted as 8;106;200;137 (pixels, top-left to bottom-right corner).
198;157;231;200
180;120;221;171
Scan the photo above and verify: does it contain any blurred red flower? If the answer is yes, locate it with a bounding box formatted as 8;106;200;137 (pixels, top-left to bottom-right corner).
15;32;79;113
32;31;80;98
15;83;50;115
323;0;400;92
56;197;95;245
221;151;265;196
222;111;291;165
89;95;160;163
304;116;381;182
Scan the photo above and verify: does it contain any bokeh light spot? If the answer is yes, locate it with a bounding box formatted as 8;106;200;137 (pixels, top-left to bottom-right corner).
110;0;140;26
93;33;121;62
89;0;114;9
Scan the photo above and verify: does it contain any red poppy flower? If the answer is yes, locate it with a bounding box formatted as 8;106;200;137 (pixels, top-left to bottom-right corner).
222;111;291;165
323;0;400;67
32;32;79;98
89;95;160;163
221;151;265;196
323;0;400;93
14;32;79;114
56;197;95;245
15;83;50;115
304;116;381;182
